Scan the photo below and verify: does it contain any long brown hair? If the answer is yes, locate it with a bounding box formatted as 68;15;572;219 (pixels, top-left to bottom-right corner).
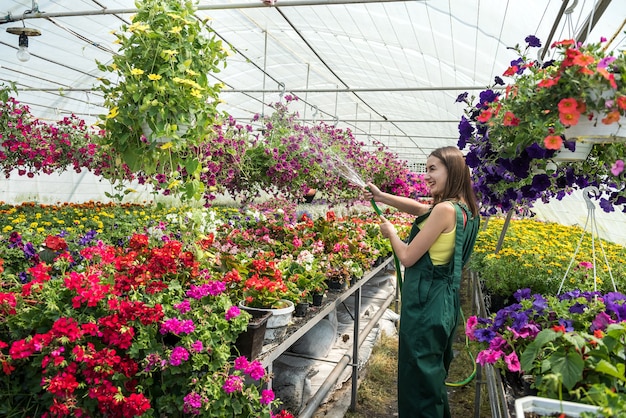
429;146;479;217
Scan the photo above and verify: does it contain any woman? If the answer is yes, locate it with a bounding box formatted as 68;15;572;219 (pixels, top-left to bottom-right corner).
365;146;480;417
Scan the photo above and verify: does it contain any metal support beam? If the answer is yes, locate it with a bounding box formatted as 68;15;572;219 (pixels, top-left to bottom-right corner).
1;0;422;24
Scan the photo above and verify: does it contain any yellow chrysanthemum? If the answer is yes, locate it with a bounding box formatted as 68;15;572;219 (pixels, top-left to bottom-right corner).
148;74;162;81
169;26;182;34
130;68;145;76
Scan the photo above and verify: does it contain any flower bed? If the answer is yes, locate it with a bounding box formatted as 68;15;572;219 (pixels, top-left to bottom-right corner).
0;200;411;416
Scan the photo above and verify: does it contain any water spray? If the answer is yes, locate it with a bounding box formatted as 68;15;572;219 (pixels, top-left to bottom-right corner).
325;154;403;292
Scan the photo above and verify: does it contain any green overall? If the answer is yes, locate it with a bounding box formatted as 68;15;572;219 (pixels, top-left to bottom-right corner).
398;202;479;417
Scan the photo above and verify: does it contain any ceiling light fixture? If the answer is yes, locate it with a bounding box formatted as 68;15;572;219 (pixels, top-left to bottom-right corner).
6;26;41;62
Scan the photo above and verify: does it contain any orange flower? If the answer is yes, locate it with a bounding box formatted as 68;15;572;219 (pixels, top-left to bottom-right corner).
601;110;620;125
544;135;563;150
502;111;520;127
573;53;595;67
617;96;626;110
537;77;558;88
558;97;579;114
559;111;581;126
477;108;493;123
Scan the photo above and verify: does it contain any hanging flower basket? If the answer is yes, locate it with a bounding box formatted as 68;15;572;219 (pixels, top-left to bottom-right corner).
564;115;626;144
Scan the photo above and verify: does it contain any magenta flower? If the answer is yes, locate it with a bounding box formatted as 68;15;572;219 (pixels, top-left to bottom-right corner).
222;375;244;394
169;346;190;366
260;389;275;405
225;305;241;321
234;356;249;371
504;351;521;372
246;360;266;380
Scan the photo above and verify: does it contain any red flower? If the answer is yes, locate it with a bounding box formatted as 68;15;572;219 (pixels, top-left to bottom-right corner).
44;235;68;251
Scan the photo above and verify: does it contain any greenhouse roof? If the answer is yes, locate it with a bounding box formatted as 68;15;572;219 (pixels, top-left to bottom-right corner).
1;0;625;165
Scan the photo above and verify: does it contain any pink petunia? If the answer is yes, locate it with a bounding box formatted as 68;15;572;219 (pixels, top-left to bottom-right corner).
611;160;624;177
505;351;521;372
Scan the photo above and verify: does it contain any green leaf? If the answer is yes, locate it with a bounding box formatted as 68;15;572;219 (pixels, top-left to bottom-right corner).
594;359;626;382
550;349;584;390
520;329;560;370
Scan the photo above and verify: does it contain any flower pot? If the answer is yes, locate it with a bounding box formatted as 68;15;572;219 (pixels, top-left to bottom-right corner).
294;302;309;317
326;279;346;293
311;292;324;307
564;115;626;144
552;141;593;162
514;396;601;417
234;311;271;360
238;299;294;342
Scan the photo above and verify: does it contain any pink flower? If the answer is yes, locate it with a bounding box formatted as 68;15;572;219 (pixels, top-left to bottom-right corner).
476;348;503;366
465;315;478;340
260;389;275;405
504;351;521;372
611;160;624;176
225;305;241;321
222;375;244;394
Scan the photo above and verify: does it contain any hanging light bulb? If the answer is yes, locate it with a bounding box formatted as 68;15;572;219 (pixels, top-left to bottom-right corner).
16;33;30;62
6;26;42;63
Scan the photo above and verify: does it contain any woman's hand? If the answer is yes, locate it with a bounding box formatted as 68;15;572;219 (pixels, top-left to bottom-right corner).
364;182;383;202
378;215;396;239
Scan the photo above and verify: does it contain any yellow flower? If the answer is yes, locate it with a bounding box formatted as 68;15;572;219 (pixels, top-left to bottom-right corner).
185;69;198;76
161;49;178;59
2;225;13;232
190;89;202;99
130;68;145;76
169;26;182;34
148;74;162;81
107;107;119;119
160;142;173;150
129;22;150;32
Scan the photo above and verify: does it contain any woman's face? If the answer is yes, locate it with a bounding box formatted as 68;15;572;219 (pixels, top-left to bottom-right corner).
424;155;448;196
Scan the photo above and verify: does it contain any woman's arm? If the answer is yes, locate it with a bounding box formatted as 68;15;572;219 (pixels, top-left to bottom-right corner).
379;202;455;267
365;182;431;216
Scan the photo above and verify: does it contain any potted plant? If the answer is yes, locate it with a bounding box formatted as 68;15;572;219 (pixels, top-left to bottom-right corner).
96;0;229;201
457;35;626;214
466;288;626;416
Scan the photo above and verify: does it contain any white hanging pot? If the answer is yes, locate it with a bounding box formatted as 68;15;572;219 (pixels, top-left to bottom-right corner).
564;117;626;144
552;141;593;162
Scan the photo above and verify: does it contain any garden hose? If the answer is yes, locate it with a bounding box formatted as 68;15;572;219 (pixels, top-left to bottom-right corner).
446;307;477;387
369;198;476;387
369;198;404;292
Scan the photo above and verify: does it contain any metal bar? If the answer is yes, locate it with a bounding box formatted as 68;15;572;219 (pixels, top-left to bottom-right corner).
298;289;396;418
2;0;421;23
350;286;361;411
14;86;496;93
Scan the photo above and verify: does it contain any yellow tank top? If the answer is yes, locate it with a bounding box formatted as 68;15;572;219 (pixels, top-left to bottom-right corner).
417;215;456;265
